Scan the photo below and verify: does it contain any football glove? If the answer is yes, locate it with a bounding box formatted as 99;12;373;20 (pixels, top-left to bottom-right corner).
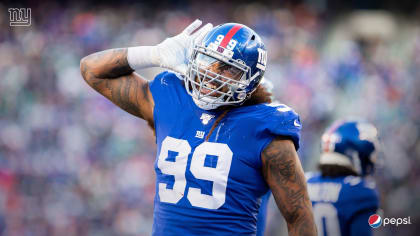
127;19;213;75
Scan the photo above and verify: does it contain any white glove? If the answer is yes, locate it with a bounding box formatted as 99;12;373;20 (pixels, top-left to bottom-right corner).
127;19;213;75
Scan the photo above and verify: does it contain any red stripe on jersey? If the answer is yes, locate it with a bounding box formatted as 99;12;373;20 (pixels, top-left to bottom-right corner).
220;25;242;48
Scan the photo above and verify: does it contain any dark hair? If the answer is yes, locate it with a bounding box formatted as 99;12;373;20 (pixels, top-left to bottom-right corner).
319;164;358;177
243;84;272;106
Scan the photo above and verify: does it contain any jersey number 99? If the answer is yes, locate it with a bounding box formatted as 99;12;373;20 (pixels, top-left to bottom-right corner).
157;136;233;209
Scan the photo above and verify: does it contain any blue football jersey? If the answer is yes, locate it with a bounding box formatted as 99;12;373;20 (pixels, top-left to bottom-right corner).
256;191;271;236
306;173;379;236
149;71;301;235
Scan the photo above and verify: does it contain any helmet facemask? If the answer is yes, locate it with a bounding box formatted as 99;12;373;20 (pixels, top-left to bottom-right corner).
185;45;252;110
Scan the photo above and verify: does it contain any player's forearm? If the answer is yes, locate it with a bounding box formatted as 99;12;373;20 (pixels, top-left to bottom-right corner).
285;210;317;236
271;169;317;236
80;48;134;80
262;138;317;236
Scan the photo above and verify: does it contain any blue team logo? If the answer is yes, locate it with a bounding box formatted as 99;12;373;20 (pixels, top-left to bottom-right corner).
368;214;382;228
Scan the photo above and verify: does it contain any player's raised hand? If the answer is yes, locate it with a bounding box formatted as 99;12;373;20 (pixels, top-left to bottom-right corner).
156;19;213;75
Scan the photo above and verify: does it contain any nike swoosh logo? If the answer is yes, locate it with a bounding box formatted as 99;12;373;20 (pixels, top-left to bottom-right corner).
294;119;301;127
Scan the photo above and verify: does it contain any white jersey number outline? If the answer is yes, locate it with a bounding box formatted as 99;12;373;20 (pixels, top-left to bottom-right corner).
313;203;341;236
157;136;233;209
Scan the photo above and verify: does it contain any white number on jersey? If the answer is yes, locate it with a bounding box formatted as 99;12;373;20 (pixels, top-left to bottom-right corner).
313;203;341;236
188;142;232;209
157;137;190;203
157;136;233;209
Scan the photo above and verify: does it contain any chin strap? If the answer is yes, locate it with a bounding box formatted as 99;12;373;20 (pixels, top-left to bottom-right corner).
193;96;222;110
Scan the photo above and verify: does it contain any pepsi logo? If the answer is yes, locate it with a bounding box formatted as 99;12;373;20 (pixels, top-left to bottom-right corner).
369;214;382;228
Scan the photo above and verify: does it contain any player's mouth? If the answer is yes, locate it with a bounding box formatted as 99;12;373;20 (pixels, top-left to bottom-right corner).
199;81;219;96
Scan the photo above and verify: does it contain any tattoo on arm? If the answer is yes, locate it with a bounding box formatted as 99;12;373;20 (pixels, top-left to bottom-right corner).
81;48;134;79
80;48;154;124
262;137;317;236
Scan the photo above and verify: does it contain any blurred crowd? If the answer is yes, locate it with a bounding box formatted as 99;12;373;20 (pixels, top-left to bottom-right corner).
0;1;419;235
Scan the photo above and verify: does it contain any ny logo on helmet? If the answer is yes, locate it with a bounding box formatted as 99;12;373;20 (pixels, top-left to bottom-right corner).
257;48;267;71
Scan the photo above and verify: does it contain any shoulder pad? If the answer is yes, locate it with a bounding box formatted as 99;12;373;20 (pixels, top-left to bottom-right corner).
341;176;379;213
261;103;302;150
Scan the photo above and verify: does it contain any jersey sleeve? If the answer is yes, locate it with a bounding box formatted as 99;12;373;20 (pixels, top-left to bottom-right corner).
149;71;187;115
148;71;187;137
149;71;184;108
258;104;302;151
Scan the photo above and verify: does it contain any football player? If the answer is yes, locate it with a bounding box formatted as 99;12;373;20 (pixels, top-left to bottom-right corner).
306;120;380;236
80;19;317;235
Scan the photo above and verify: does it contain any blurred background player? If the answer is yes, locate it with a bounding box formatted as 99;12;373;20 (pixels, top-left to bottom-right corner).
80;20;317;235
306;120;379;236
